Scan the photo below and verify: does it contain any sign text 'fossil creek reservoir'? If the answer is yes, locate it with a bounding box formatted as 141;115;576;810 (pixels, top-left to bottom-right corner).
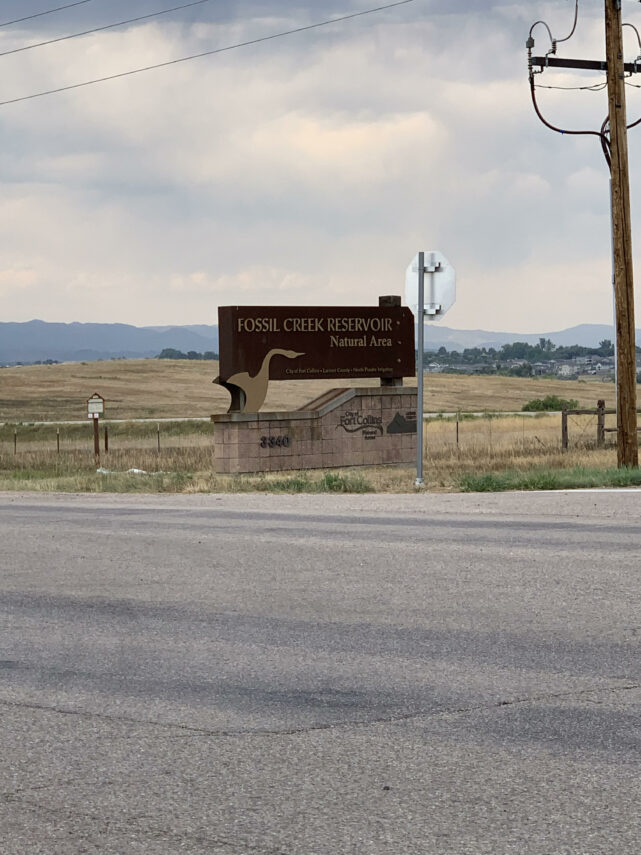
218;305;415;383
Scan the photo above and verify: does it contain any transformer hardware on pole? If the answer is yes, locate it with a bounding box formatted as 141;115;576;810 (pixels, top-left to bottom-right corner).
527;0;640;468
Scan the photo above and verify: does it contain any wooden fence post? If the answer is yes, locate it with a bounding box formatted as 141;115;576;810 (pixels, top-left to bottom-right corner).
562;406;569;452
597;399;606;448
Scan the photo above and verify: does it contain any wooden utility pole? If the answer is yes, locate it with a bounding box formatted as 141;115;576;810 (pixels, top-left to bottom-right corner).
605;0;638;467
529;2;640;467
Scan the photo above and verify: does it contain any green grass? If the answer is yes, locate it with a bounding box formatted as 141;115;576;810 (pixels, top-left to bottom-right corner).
459;465;641;492
522;394;579;412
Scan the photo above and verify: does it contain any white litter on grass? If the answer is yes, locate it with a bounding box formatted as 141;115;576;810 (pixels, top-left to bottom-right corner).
96;467;166;475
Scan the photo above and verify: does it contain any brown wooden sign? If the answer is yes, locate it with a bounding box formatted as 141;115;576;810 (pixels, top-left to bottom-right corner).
215;304;415;412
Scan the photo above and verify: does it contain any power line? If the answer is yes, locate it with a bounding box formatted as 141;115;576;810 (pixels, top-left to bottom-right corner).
528;0;579;51
623;21;641;52
528;20;554;47
0;0;213;58
0;1;94;29
527;9;641;152
526;1;610;151
535;80;607;91
556;0;579;44
0;0;419;107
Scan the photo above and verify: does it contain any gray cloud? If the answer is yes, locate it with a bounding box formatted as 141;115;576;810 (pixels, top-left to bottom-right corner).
0;0;638;330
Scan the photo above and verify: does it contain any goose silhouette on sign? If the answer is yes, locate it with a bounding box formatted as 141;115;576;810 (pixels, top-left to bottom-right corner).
214;348;304;412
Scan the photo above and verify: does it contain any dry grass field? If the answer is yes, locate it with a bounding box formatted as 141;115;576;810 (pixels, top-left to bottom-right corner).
0;358;623;422
0;436;622;493
0;411;621;493
0;359;630;493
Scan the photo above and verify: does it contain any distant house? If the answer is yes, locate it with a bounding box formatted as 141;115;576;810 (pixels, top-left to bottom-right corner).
443;363;492;375
593;359;615;375
531;362;551;376
556;362;577;377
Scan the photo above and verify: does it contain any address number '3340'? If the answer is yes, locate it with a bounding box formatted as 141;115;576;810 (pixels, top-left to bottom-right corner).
260;435;291;449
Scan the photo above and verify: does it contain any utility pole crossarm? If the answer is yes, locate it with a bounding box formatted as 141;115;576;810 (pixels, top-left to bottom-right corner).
530;56;641;73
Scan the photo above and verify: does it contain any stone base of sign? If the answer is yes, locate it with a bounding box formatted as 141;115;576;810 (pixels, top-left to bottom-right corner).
212;387;417;474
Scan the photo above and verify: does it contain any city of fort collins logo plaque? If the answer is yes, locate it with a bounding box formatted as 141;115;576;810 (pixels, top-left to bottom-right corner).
338;411;384;440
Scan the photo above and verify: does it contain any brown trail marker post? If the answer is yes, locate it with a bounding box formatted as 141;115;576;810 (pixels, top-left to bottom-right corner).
92;416;100;462
87;393;105;464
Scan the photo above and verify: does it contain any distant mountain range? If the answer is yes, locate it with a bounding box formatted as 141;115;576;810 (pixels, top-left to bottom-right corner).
0;319;628;365
0;320;219;364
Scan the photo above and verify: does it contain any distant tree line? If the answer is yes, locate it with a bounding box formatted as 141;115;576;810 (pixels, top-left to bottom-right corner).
157;348;218;360
1;358;61;367
429;338;615;364
425;338;618;377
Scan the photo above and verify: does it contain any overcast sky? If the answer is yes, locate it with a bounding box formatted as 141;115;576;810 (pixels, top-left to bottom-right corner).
1;0;640;332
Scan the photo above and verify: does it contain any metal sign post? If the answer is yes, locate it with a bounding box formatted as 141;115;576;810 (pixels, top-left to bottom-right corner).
405;251;456;487
416;252;425;485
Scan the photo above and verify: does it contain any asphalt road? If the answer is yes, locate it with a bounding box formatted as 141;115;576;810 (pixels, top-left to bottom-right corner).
1;489;641;854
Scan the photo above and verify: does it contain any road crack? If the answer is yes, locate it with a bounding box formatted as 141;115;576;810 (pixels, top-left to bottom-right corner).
0;681;639;741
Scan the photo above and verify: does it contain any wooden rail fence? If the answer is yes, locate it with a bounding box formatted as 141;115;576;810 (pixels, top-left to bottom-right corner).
562;399;641;451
